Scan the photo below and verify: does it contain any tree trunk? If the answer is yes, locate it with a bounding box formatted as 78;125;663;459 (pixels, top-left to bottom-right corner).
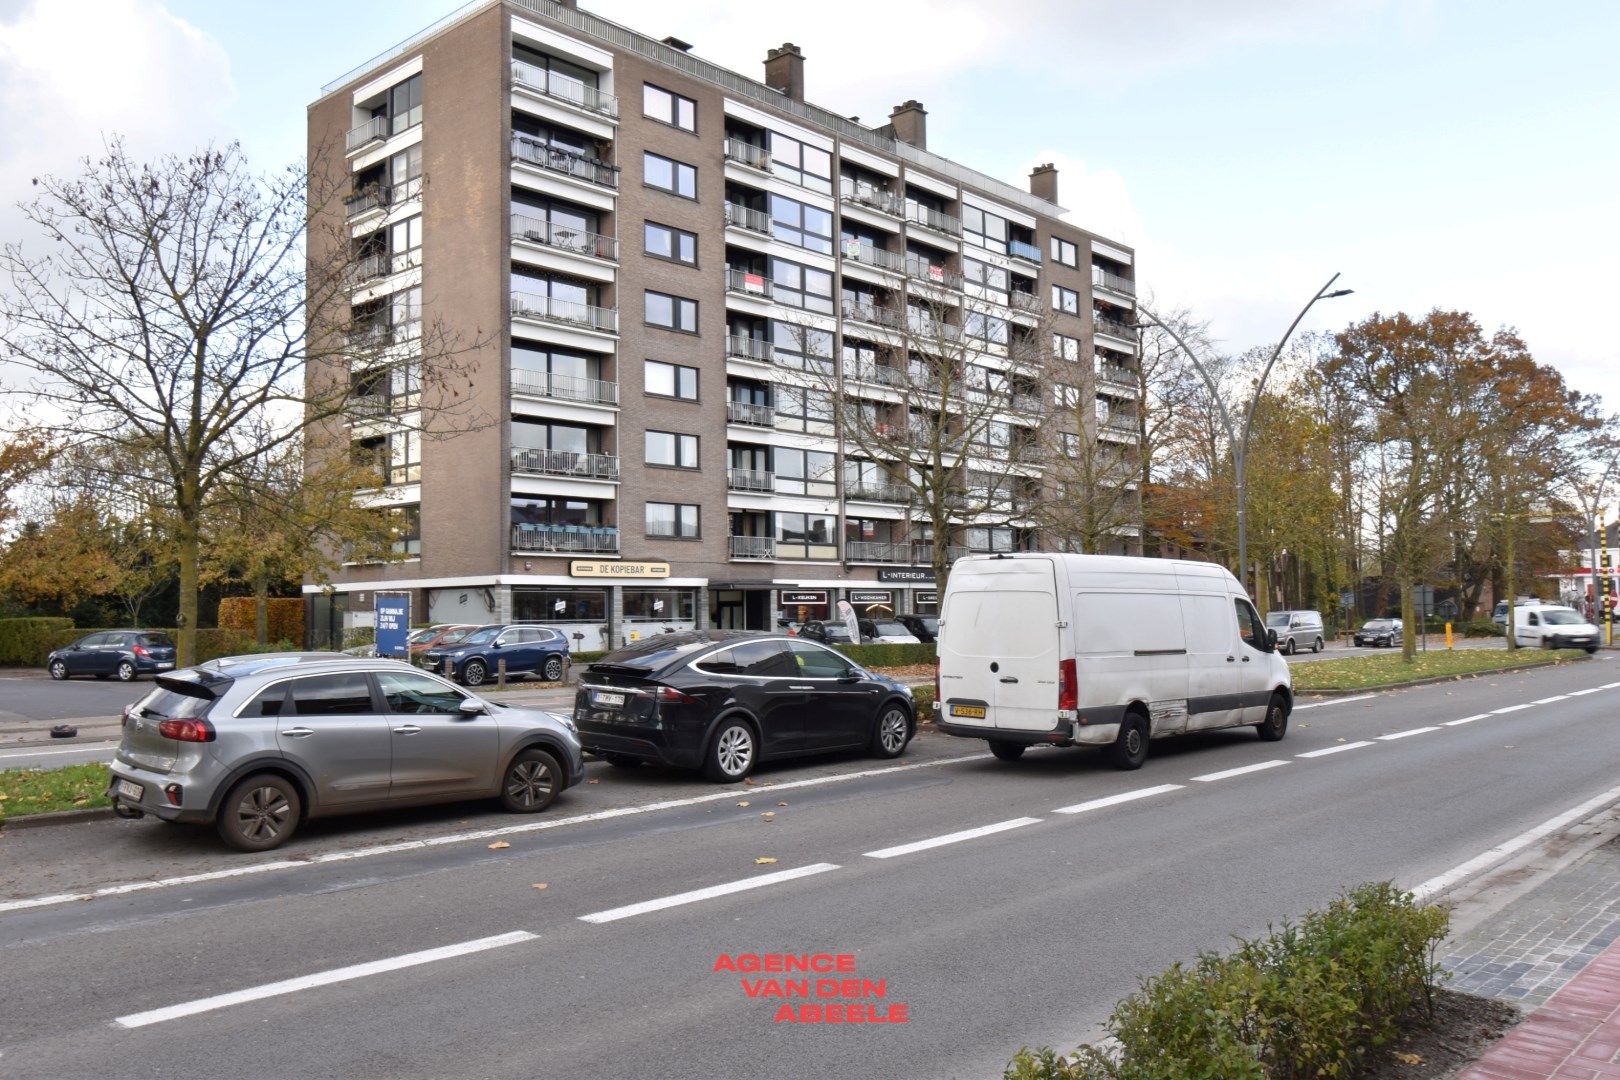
175;518;200;666
1503;524;1518;651
1399;578;1416;662
253;574;270;645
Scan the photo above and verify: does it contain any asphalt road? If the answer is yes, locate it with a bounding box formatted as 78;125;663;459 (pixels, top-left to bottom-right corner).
0;670;151;725
1;655;1616;1079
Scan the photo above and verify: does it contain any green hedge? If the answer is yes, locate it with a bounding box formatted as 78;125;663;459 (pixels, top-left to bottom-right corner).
0;617;75;666
834;642;935;667
1004;882;1449;1079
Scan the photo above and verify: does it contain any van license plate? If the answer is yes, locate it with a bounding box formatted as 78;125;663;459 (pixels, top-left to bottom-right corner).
951;705;987;719
592;691;626;708
115;779;143;801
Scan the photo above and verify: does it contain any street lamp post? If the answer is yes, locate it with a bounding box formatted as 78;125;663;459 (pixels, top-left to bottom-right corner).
1134;274;1353;594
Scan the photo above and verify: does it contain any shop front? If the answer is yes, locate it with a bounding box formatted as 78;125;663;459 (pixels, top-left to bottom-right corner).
512;585;610;652
622;587;699;644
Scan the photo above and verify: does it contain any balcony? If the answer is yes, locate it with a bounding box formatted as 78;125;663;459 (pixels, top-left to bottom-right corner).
1093;267;1136;297
511;213;618;261
729;535;776;560
846;479;909;503
907;313;963;342
510;291;618;334
1010;392;1043;414
725;268;773;300
911;543;970;565
1009;292;1043;314
1095;364;1138;392
510;447;620;480
727;468;775;493
345;186;391;219
840;181;905;217
904;255;962;290
1012;443;1043;464
1101;413;1140;436
350;319;420;351
842;240;905;274
726;400;775;427
723;139;771;171
345;116;388;153
511;136;618;189
841;300;906;331
349;252;390;286
845;540;910;564
846;362;903;389
906;204;961;236
509;61;619;117
724;201;771;235
1093;316;1138;343
511;368;618;406
726;335;775;364
511;524;620;554
1008;238;1043;264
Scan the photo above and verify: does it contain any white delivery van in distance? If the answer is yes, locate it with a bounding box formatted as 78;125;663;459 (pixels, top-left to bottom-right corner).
1512;604;1601;653
934;553;1292;768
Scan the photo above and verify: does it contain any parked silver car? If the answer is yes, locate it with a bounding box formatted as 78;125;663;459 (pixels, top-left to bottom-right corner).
107;653;584;851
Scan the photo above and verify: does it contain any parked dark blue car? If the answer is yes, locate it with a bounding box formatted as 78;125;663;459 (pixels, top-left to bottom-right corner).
47;631;177;681
417;623;570;686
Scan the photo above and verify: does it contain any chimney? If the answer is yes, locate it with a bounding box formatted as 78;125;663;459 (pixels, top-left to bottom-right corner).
889;100;927;150
1029;162;1058;203
661;36;693;52
765;43;805;102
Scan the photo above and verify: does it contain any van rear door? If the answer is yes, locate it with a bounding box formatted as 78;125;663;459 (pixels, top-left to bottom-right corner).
938;558;1061;732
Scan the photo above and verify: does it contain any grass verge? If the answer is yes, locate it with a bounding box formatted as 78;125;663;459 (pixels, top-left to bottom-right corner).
0;762;112;822
1293;647;1589;692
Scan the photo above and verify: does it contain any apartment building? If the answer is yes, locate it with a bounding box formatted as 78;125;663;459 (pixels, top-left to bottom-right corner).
305;0;1141;650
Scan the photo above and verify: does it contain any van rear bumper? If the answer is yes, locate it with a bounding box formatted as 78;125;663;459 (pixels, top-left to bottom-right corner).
936;707;1128;747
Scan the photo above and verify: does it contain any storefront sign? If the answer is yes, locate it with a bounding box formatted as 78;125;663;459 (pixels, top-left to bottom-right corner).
877;568;935;583
848;590;893;606
915;592;938;605
781;590;828;605
570;560;671;579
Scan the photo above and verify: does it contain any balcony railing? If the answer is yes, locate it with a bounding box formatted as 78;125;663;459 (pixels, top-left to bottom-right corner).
1093;316;1138;342
906;204;961;235
841;300;906;331
350;319;421;350
840;181;904;217
1012;443;1043;464
510;447;620;480
345;116;388;153
1011;392;1043;414
845;540;910;563
1102;413;1140;433
1093;267;1137;296
726;268;773;299
1008;238;1043;264
907;313;963;342
723;201;771;235
726;335;775;363
729;535;776;559
1096;364;1137;392
904;255;962;290
723;139;771;171
911;543;970;565
511;136;619;189
847;362;903;388
509;61;618;116
726;400;774;426
345;186;391;218
727;468;775;492
846;479;909;503
1009;292;1043;314
511;368;618;406
350;252;390;286
510;291;618;333
841;240;905;273
511;524;620;553
510;213;618;261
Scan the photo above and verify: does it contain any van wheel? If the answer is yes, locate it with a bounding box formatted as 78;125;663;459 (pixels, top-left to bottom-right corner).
1284;638;1297;655
1256;695;1289;742
1312;637;1323;653
989;741;1026;762
1109;712;1149;770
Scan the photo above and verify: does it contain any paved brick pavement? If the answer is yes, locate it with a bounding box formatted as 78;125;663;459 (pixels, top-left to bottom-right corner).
1457;937;1620;1079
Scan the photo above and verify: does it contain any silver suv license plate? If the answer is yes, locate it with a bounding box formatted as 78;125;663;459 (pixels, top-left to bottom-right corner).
115;779;143;801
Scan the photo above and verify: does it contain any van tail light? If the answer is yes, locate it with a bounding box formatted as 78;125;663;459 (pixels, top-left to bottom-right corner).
934;657;940;703
652;686;693;705
157;718;215;743
1058;659;1078;711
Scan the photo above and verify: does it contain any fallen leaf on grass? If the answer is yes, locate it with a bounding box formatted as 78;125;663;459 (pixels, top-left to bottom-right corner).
531;883;549;891
755;857;778;865
1393;1051;1423;1065
488;841;510;850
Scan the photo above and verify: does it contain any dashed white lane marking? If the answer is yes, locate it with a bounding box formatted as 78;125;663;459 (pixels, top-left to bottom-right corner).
1602;681;1620;689
0;753;991;916
1568;688;1602;697
114;931;536;1028
1191;760;1288;782
1492;703;1537;714
1531;696;1569;705
1054;785;1183;815
578;863;840;924
1293;694;1376;711
1296;741;1375;758
1378;727;1440;741
864;817;1041;859
0;744;118;761
1445;714;1492;726
1411;784;1620;902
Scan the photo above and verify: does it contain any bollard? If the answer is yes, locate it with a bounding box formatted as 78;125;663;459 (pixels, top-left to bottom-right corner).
497;657;507;687
1445;621;1453;650
443;657;454;679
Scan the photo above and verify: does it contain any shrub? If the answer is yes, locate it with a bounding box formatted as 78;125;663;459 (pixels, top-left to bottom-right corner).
217;597;305;646
1459;618;1501;638
342;626;375;649
834;641;934;667
0;617;76;666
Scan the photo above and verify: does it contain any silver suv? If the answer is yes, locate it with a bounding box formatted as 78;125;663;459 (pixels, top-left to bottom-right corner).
107;653;584;852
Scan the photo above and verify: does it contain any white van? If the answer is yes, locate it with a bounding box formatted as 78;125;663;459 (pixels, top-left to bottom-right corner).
1512;604;1600;653
934;553;1293;768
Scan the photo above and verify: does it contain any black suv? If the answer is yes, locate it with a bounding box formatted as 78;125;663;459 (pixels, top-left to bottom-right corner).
47;631;177;681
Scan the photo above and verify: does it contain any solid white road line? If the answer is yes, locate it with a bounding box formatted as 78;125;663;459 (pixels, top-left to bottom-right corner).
1378;726;1440;741
1492;703;1537;714
1602;681;1620;689
1054;785;1183;815
1190;760;1288;782
1531;696;1569;705
1444;714;1492;726
578;863;840;924
1296;741;1375;758
0;744;118;761
114;931;537;1029
1293;694;1376;711
1567;688;1602;697
0;753;990;916
1410;783;1620;902
863;817;1041;859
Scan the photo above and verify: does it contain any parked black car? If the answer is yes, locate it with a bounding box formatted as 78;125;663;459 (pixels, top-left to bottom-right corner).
797;619;874;645
1353;618;1404;648
572;630;916;782
899;614;938;643
46;631;177;682
417;624;570;686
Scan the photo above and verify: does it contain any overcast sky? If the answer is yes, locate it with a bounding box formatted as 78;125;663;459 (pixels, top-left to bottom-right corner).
2;0;1614;406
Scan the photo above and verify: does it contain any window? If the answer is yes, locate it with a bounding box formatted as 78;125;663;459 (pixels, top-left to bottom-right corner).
390;144;422;201
511;419;593;454
1054;333;1082;362
646;502;700;538
289;674;374;716
768;132;832;194
511;496;603;528
778;513;837;547
964;310;1009;345
770;259;834;314
513;45;600;104
387;504;421;556
389;215;423;273
769;194;833;254
1050;236;1079;268
643;83;696;131
624;589;698;621
513;198;599;245
645;430;699;468
1052;284;1080;314
645;360;698;400
774;447;836;495
645;290;698;332
244;685;288;717
774;386;834;432
771;320;833;369
788;640;854;678
644;221;697;264
700;639;795;676
963;258;1009;294
644;152;696;198
376;670;464;714
375;430;419;485
386;74;422;135
1235;599;1267;651
962;205;1008;253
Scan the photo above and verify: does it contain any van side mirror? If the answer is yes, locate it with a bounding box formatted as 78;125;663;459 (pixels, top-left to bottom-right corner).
1265;628;1278;650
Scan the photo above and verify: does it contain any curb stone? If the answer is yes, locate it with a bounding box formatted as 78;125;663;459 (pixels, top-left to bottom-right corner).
1;806;116;831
